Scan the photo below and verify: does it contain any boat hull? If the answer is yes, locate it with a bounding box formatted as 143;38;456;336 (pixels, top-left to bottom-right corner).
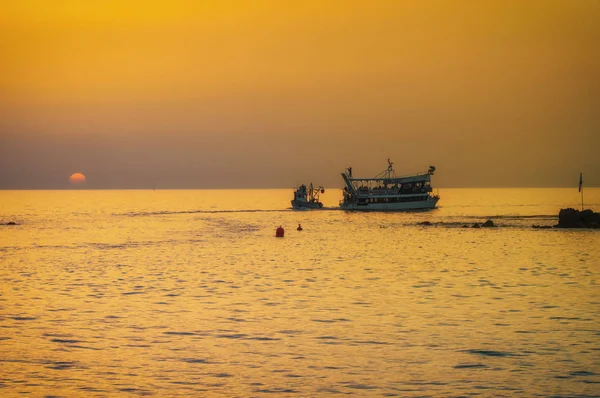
340;197;439;211
291;200;323;210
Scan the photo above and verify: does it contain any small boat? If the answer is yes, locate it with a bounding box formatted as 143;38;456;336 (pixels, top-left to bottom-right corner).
340;159;440;211
291;183;324;209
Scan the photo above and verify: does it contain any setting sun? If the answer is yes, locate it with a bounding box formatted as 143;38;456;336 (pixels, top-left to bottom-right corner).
69;172;86;184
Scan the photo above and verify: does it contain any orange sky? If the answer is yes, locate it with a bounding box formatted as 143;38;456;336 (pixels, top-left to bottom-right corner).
1;0;599;188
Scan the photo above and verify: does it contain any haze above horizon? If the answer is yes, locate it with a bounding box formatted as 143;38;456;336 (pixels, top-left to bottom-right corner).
1;1;599;189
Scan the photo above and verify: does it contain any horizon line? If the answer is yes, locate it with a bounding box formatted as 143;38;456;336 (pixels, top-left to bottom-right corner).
1;186;598;191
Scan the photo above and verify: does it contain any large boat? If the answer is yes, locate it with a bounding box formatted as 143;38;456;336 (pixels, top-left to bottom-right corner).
291;183;325;209
340;159;440;211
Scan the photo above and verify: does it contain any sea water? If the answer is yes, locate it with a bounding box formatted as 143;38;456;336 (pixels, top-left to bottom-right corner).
1;188;599;397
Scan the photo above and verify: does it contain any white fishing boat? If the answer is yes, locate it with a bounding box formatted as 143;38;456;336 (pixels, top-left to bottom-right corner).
340;159;439;211
291;183;324;209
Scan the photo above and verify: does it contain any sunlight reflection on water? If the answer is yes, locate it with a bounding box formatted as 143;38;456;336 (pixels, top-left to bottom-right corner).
0;189;599;396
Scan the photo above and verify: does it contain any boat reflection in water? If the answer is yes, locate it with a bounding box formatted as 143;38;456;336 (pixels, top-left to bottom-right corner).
340;159;440;211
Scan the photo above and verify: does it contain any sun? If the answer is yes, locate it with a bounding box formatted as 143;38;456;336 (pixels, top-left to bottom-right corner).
69;172;86;184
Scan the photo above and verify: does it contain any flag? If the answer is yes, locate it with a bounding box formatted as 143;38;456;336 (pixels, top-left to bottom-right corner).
579;173;583;192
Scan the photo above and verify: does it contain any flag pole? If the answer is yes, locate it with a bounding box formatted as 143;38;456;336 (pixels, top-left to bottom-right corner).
579;172;584;211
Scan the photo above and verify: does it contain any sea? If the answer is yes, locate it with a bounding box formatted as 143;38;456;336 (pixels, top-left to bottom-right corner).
1;188;599;397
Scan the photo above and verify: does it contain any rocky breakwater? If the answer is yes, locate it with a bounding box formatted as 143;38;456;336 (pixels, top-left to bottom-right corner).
556;208;600;229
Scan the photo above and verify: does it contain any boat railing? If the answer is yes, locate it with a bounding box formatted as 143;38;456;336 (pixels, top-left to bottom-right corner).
390;171;431;179
356;187;435;197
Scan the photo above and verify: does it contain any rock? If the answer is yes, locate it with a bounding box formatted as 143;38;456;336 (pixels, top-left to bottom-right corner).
532;225;553;229
6;221;17;226
482;220;495;228
472;223;481;228
418;221;432;226
462;224;470;228
557;208;600;229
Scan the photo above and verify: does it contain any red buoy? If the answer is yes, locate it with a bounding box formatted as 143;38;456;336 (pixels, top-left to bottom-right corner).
276;226;285;237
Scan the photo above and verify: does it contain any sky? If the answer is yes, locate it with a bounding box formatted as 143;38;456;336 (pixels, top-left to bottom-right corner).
1;0;599;189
